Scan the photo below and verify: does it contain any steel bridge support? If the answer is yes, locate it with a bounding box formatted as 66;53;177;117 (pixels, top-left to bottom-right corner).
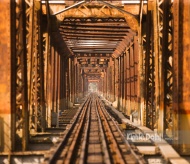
173;0;190;155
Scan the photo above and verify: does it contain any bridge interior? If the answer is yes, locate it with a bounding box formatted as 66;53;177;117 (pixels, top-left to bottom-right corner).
0;0;190;163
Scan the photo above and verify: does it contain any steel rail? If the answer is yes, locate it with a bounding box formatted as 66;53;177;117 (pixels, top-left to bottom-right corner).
47;93;144;163
48;95;92;163
78;95;112;164
96;98;126;164
98;99;145;164
63;99;92;164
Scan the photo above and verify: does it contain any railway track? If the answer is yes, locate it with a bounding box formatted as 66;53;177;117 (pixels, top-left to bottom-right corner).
44;94;145;164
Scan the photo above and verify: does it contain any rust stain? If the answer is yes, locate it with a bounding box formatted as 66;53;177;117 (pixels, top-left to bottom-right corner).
0;84;7;93
0;0;11;115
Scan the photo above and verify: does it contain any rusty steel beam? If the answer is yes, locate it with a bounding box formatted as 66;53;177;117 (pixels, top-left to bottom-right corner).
59;26;130;32
0;0;14;152
11;0;29;151
62;17;126;23
69;45;118;49
38;1;46;132
172;0;180;151
98;0;137;18
112;34;136;58
110;58;115;102
76;54;111;57
61;57;67;110
67;43;118;46
117;56;121;110
160;0;174;140
70;40;120;44
123;52;127;113
126;49;131;116
61;31;127;36
72;50;113;54
121;54;125;112
114;58;118;108
44;1;140;25
65;38;122;41
130;44;135;112
155;0;164;136
60;23;130;29
153;0;161;132
53;49;58;124
133;36;139;113
64;35;125;39
144;6;156;130
28;0;46;132
176;0;190;155
71;58;75;104
53;0;86;15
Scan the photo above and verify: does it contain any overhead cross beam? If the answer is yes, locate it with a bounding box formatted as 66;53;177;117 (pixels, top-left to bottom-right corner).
52;0;138;19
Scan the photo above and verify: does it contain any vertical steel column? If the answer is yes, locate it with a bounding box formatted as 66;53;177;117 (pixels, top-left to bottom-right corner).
56;52;61;127
11;0;29;150
111;58;115;102
78;64;82;99
124;52;127;115
46;45;53;127
71;57;75;104
74;58;77;103
174;0;190;155
82;70;86;97
121;54;125;113
172;0;179;151
38;1;45;131
59;55;64;111
110;58;114;102
62;57;67;109
54;49;58;113
107;64;109;99
43;34;48;122
130;44;135;113
69;57;73;104
81;68;83;97
107;60;111;101
114;58;119;107
44;0;52;128
1;0;16;152
134;36;139;114
138;2;146;126
118;56;121;110
104;70;107;98
153;0;162;132
109;58;113;101
144;3;156;130
160;0;174;139
99;76;103;95
126;49;131;116
28;0;45;132
68;57;71;107
49;45;55;126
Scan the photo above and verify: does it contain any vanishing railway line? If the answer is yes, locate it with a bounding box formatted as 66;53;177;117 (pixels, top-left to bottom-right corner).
45;94;145;164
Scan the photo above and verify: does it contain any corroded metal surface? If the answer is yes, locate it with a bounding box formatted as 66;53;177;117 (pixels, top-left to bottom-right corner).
1;0;190;158
0;0;11;152
44;94;143;163
177;0;190;155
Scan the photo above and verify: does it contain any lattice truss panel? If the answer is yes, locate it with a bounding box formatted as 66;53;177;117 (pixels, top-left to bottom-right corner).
144;8;156;130
144;0;173;131
12;0;29;151
26;0;45;132
160;0;173;138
